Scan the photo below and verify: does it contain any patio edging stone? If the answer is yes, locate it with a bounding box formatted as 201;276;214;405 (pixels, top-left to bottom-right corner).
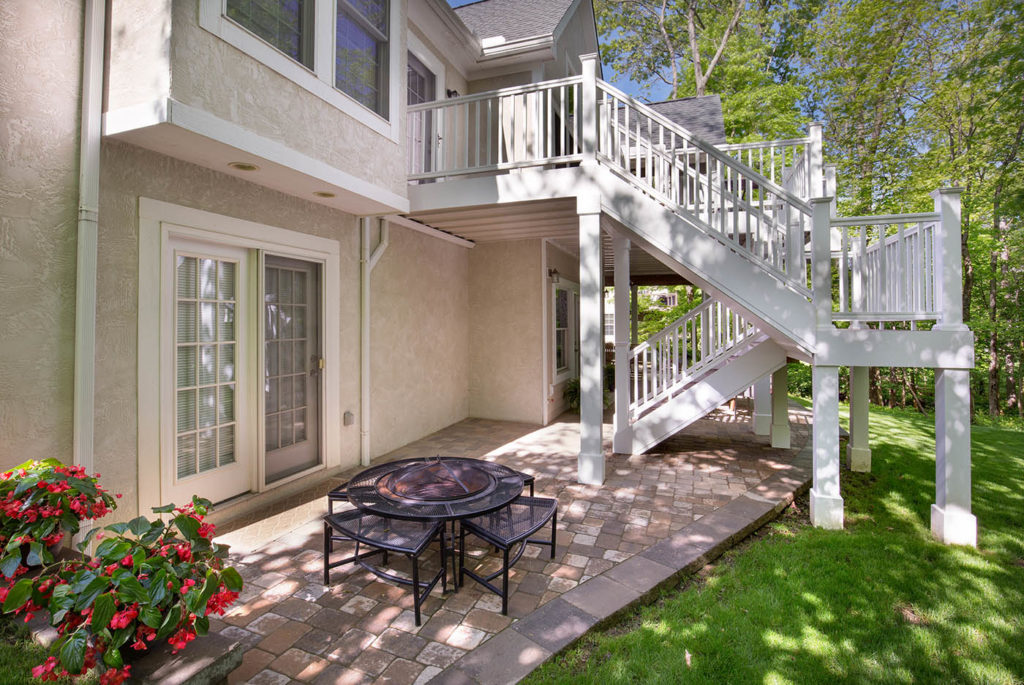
426;422;813;685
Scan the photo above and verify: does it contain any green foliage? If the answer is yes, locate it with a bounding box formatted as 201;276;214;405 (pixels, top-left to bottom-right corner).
528;406;1024;684
634;286;703;343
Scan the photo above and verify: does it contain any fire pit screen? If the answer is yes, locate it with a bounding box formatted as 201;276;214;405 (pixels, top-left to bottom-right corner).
376;459;496;503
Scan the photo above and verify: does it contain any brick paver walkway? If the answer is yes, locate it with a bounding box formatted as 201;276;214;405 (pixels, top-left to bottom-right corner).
210;403;811;684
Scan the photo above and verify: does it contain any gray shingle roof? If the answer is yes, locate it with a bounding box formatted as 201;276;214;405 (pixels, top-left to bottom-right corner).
647;95;726;145
453;0;576;42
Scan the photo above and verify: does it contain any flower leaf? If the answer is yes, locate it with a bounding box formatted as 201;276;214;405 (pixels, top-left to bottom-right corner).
103;646;124;669
91;592;116;631
113;574;149;605
0;552;23;580
140;605;163;629
59;630;89;676
13;476;40;498
128;516;152;537
156;605;181;640
173;514;201;543
220;567;243;592
2;577;34;613
194;615;210;636
73;576;110;612
151;503;176;514
25;542;44;567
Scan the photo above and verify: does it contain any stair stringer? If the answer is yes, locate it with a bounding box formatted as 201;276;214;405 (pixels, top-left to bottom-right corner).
593;168;816;357
631;337;788;455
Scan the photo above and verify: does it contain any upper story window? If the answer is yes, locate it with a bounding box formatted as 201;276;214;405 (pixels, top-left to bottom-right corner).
200;0;400;138
336;0;389;116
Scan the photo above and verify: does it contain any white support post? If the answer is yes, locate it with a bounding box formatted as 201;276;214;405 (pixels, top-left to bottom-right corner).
932;369;977;546
752;375;771;436
931;188;965;331
811;197;834;330
846;366;871;472
808;122;824;198
630;283;639;346
770;366;790;449
612;233;632;453
578;193;605;484
580;54;598;167
810;365;844;529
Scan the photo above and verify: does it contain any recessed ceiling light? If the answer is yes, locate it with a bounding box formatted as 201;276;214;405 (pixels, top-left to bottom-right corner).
313;191;336;198
228;161;259;171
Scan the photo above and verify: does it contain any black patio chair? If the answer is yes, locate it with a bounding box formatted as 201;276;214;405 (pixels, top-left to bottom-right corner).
459;496;557;615
323;511;447;626
513;470;535;496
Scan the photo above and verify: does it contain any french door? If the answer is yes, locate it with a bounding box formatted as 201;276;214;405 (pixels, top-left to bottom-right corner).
165;241;324;505
263;255;322;484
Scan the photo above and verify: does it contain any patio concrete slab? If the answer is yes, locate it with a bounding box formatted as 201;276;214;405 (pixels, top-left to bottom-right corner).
208;401;812;684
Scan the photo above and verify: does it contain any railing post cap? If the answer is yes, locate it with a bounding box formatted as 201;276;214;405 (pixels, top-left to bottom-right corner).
810;196;834;207
931;187;964;198
580;53;599;63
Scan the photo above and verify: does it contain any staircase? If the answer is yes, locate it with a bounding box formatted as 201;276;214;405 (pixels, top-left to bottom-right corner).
627;297;787;454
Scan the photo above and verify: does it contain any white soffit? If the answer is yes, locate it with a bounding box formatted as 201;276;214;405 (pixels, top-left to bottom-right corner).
104;99;408;216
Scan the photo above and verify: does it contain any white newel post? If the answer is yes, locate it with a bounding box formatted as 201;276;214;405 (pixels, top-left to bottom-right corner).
578;192;605;484
770;366;790;449
612;233;632;453
808;122;824;198
630;283;639;346
580;53;598;167
847;366;871;472
932;369;977;546
753;376;771;436
931;188;965;331
811;197;833;330
811;365;844;529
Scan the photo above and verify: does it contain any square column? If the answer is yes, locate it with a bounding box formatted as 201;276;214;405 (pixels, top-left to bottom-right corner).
811;365;844;529
846;366;871;471
932;369;977;546
577;193;605;484
752;376;771;436
612;233;633;454
770;366;790;449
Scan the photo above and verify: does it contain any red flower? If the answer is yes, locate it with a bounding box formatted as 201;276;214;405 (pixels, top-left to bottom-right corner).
168;626;197;654
175;543;192;562
109;605;139;630
120;554;134;568
31;656;64;682
206;587;240;616
98;665;131;685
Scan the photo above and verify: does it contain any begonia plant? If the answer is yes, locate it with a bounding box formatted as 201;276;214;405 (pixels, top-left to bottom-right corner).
0;459;118;574
1;496;242;684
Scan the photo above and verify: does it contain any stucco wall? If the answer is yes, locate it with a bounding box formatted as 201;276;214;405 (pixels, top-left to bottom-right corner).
97;140;363;518
370;226;470;458
0;0;82;470
408;24;469;100
467;241;544;424
105;0;408;200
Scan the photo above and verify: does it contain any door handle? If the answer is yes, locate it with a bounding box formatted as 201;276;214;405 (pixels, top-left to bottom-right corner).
310;356;324;377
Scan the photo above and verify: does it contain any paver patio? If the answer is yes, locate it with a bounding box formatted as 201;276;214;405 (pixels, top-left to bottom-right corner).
210;401;811;685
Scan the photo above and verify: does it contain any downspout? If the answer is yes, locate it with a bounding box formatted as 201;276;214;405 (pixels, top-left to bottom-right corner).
360;217;389;466
74;0;105;475
541;240;551;425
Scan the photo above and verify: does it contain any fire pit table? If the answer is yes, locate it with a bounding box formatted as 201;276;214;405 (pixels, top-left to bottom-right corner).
341;456;525;522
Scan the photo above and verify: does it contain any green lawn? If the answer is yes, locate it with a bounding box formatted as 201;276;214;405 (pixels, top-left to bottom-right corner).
529;405;1024;684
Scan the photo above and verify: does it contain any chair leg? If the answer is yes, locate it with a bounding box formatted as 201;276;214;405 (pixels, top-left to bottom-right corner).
550;509;557;559
412;554;422;626
439;525;448;594
501;546;509;616
323;521;330;585
459;524;466;589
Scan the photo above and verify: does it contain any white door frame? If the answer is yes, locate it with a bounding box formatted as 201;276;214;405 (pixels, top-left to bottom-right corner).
138;198;342;514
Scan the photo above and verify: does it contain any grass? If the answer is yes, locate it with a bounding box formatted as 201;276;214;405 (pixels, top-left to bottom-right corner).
528;404;1024;685
0;618;52;684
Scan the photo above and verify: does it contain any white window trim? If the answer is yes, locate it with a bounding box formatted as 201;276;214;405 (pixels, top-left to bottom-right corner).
138;198;343;513
552;281;579;385
407;31;446;102
199;0;402;141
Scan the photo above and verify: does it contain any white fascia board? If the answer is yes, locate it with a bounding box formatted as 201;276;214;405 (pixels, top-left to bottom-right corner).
408;167;588;212
814;328;975;369
105;98;408;215
409;0;480;74
478;36;555;62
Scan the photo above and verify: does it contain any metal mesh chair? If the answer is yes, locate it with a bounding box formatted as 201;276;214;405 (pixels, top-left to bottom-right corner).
323;510;447;625
459;496;557;615
512;470;535;496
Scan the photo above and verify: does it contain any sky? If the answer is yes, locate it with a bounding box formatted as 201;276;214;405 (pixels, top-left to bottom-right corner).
443;0;664;101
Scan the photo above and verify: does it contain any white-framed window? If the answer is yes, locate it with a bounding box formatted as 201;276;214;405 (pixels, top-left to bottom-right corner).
553;282;579;383
199;0;401;139
138;199;343;512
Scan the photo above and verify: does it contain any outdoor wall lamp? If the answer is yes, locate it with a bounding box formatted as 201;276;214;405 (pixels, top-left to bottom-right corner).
548;268;560;283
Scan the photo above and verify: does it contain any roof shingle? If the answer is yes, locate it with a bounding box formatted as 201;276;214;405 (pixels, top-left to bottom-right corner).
453;0;576;42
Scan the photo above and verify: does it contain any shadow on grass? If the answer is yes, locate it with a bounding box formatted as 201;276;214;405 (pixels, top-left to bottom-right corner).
528;406;1024;685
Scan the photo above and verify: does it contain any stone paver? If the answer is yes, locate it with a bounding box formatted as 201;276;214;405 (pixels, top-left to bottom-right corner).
213;403;811;684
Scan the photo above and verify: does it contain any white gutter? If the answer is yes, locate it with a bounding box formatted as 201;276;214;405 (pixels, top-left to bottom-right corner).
73;0;105;475
541;240;551;425
360;217;389;465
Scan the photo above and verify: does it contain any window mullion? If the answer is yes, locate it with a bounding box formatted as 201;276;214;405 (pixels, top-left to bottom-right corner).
313;0;333;82
338;0;388;42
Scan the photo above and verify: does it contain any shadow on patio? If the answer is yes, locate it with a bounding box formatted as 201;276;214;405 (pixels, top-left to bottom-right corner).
210;402;811;684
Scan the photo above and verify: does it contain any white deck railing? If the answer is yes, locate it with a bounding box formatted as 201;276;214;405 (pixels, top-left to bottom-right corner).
830;213;940;322
630;298;757;418
718;135;822;199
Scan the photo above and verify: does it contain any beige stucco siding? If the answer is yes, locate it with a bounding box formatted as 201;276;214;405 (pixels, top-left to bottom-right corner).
97;140;363;518
0;0;83;470
369;226;470;458
106;0;408;200
467;241;544;424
